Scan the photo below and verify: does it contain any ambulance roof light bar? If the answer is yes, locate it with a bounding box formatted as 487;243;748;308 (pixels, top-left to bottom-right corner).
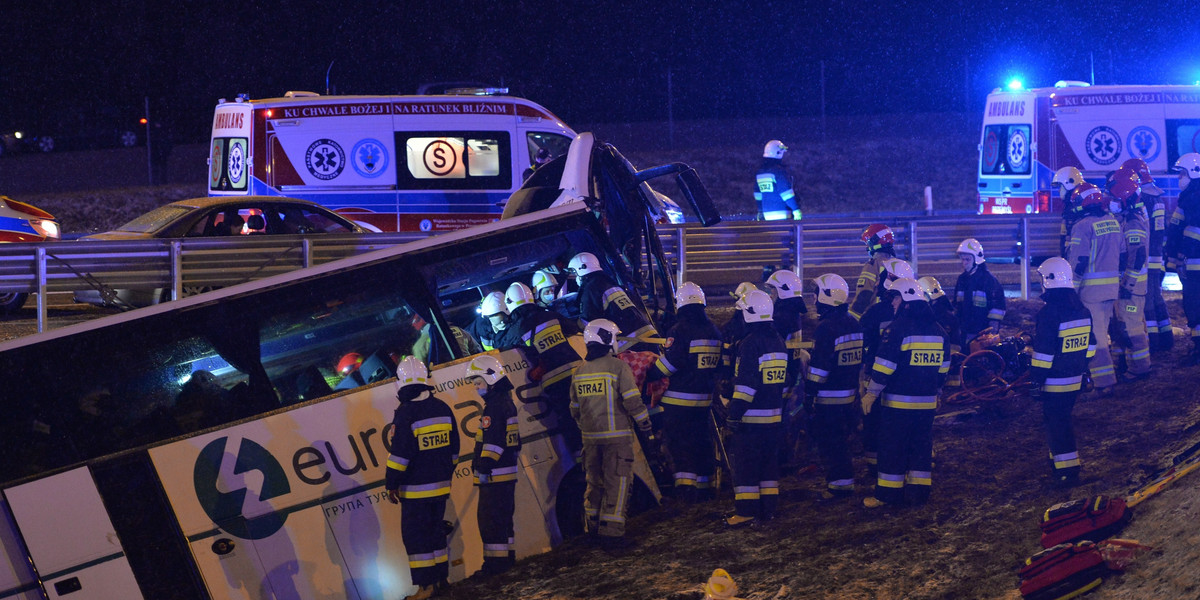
444;87;509;96
1054;80;1091;88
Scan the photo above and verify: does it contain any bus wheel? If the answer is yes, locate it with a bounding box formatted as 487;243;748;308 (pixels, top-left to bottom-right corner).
554;466;586;540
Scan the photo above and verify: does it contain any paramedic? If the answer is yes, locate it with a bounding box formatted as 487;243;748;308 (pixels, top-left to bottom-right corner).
754;140;801;221
1067;186;1121;391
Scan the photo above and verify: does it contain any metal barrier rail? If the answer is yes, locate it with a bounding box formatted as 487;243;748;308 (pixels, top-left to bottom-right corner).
1;215;1062;331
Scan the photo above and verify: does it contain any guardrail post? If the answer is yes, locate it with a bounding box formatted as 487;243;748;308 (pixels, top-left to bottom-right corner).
676;227;686;287
909;220;919;273
170;241;183;301
302;239;313;268
36;247;46;333
1021;218;1030;300
794;223;804;283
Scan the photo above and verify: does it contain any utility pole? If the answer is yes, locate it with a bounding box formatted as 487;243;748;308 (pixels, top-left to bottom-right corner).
667;69;675;150
144;96;153;185
820;60;827;143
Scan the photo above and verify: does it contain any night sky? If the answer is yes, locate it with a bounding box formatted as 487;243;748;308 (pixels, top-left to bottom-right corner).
2;0;1197;142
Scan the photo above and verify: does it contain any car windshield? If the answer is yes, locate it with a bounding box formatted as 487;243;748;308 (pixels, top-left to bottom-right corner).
113;205;195;234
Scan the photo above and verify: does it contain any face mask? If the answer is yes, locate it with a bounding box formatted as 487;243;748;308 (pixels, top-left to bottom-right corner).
1109;200;1122;214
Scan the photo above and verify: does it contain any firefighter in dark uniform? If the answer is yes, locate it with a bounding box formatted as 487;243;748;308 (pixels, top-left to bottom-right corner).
570;318;655;551
1122;159;1174;353
385;356;459;600
1109;169;1152;379
717;282;758;402
464;292;509;352
504;282;583;448
919;276;962;388
804;274;863;499
953;238;1006;349
1029;258;1096;486
861;278;950;508
724;290;788;528
647;282;721;502
764;269;812;468
1167;152;1200;364
465;354;521;575
1052;167;1086;258
754;140;801;221
849;224;897;319
1067;186;1122;390
858;259;912;471
567;252;659;351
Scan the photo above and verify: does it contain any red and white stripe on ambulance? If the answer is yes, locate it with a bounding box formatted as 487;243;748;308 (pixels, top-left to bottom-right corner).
208;96;574;232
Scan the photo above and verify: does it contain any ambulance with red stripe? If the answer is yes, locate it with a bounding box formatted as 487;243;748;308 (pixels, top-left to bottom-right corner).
208;89;575;232
977;81;1200;214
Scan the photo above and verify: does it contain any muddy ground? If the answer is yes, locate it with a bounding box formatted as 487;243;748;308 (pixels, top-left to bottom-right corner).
443;299;1200;600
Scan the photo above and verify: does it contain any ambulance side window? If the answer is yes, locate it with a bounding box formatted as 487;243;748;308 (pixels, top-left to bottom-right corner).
395;131;512;190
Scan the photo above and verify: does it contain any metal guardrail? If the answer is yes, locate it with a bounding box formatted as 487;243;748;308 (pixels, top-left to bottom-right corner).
1;215;1062;331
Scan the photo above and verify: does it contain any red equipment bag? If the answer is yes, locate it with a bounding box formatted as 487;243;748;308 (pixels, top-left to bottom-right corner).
1039;495;1131;549
1019;542;1108;600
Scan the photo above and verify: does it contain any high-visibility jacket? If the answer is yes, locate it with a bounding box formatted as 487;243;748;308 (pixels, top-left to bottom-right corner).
754;158;798;221
570;354;651;443
1119;205;1149;295
1029;288;1096;393
865;303;951;410
953;263;1006;339
577;271;657;344
472;386;521;485
729;323;789;424
653;306;721;408
850;251;894;319
805;305;864;405
512;303;582;389
386;394;459;499
1067;210;1123;303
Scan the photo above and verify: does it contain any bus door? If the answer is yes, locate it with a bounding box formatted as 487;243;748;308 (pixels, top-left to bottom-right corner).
3;466;143;599
0;497;40;600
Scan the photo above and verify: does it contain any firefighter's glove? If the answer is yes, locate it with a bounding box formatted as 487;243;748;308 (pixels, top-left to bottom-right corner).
1118;287;1132;300
792;209;803;221
386;488;401;504
860;392;878;415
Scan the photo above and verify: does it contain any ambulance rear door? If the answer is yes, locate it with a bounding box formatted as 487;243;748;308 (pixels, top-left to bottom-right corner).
978;92;1035;214
210;102;254;196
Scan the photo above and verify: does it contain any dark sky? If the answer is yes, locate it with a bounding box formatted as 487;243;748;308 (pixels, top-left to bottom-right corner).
2;0;1197;142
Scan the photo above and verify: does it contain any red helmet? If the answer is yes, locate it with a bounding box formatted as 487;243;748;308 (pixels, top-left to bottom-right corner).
1073;182;1105;209
1108;169;1141;203
1118;158;1163;195
337;352;364;376
860;224;895;254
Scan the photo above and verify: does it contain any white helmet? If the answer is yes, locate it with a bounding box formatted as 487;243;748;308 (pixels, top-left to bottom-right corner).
466;354;507;386
729;281;759;299
765;269;803;299
957;238;985;265
480;291;509;317
505;282;535;309
532;269;558;294
736;289;774;322
886;277;925;303
567;252;601;280
881;258;915;281
813;273;849;307
763;139;787;159
917;276;945;301
1051;166;1084;192
1175;153;1200;183
395;355;430;391
1037;257;1074;289
675;281;706;307
583;318;620;348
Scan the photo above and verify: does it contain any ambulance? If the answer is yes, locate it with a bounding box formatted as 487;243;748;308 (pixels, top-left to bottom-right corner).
208;89;576;232
976;81;1200;214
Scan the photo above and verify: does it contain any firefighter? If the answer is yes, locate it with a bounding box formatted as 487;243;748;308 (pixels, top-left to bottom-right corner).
570;318;654;551
465;354;521;575
1117;159;1173;352
1067;185;1122;391
718;282;759;398
804;274;862;499
861;278;951;508
919;276;962;388
647;282;721;502
764;269;812;468
953;238;1006;349
505;282;583;449
1108;169;1152;380
1029;258;1096;487
1053;167;1086;257
754;140;801;221
724;290;788;528
532;269;560;309
858;258;912;471
567;252;659;351
464;291;509;352
385;356;459;600
1167;152;1200;364
849;224;897;319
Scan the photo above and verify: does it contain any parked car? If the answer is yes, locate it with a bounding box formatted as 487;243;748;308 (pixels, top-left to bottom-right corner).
0;196;61;314
73;196;367;308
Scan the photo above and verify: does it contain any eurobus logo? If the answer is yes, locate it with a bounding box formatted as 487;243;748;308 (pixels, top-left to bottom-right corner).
193;437;292;540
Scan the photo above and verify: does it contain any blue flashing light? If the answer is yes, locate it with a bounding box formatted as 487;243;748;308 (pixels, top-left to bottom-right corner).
1006;78;1024;91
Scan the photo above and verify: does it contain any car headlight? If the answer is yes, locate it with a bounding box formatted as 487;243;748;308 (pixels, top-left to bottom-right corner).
30;219;60;239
